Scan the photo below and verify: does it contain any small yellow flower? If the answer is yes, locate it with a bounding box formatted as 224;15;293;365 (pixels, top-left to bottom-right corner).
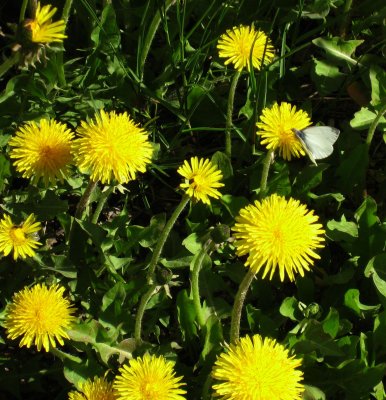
113;353;186;400
73;110;153;184
217;25;274;71
9;119;74;186
257;102;312;160
212;334;304;400
4;283;76;352
177;157;224;205
232;194;325;281
25;2;67;44
0;214;41;260
68;376;117;400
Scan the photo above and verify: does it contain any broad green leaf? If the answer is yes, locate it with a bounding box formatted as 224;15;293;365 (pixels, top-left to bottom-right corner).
280;297;301;321
350;107;386;130
220;194;250;218
303;385;326;400
211;151;233;179
322;308;340;338
311;59;345;95
335;143;368;194
369;65;386;105
312;37;363;66
365;254;386;298
176;290;198;341
293;163;329;195
326;216;358;242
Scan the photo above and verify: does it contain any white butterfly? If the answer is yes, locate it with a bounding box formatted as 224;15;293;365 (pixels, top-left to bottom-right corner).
292;126;340;165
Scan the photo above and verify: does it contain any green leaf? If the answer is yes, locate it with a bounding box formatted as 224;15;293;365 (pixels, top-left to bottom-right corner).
220;195;250;218
211;151;233;179
176;290;198;341
322;308;340;338
326;216;358;242
292;320;344;356
311;59;345;95
350;107;386;130
335;143;368;194
293;164;329;196
344;288;380;316
280;297;301;321
303;385;326;400
365;254;386;298
369;65;386;105
312;37;363;66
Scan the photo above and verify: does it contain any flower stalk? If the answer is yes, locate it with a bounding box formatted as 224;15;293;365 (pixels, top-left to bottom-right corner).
191;239;215;329
230;268;255;342
146;195;190;283
91;185;115;224
259;149;274;199
225;70;241;158
75;179;99;219
134;283;159;345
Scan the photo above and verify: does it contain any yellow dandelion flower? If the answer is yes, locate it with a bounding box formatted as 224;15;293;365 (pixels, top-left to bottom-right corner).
0;214;41;260
68;376;117;400
25;2;67;44
232;194;325;281
9;119;74;186
212;334;304;400
177;156;224;205
256;102;312;160
4;283;76;352
113;353;186;400
73;110;153;185
217;25;274;71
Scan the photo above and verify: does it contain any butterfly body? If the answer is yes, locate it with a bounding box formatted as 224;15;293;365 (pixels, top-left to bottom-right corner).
292;126;340;165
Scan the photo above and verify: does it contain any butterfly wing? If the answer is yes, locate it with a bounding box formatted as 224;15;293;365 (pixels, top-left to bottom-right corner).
293;126;340;164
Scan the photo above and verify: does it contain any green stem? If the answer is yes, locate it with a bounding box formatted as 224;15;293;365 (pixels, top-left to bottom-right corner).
225;71;241;159
75;180;98;219
146;195;190;283
20;0;29;22
340;0;353;38
57;0;73;87
134;283;159;345
0;53;20;79
230;268;256;342
138;0;177;80
259;149;274;199
91;186;114;224
50;347;82;363
61;0;73;24
201;374;213;400
366;103;386;147
191;240;215;329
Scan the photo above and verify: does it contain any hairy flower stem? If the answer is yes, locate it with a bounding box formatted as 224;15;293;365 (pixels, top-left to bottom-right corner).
61;0;73;24
75;180;99;220
50;347;82;363
134;195;190;344
259;149;274;199
146;195;190;284
20;0;29;21
134;283;159;345
225;71;241;159
57;0;73;87
191;239;215;329
366;103;386;147
230;268;255;342
91;186;114;224
138;0;177;80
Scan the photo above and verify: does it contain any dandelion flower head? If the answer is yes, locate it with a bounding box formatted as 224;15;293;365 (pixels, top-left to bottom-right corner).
256;102;312;160
68;376;117;400
73;110;153;184
217;25;274;71
212;334;304;400
113;353;186;400
178;157;224;205
9;119;74;186
25;2;67;44
4;283;76;352
232;194;325;281
0;214;41;260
